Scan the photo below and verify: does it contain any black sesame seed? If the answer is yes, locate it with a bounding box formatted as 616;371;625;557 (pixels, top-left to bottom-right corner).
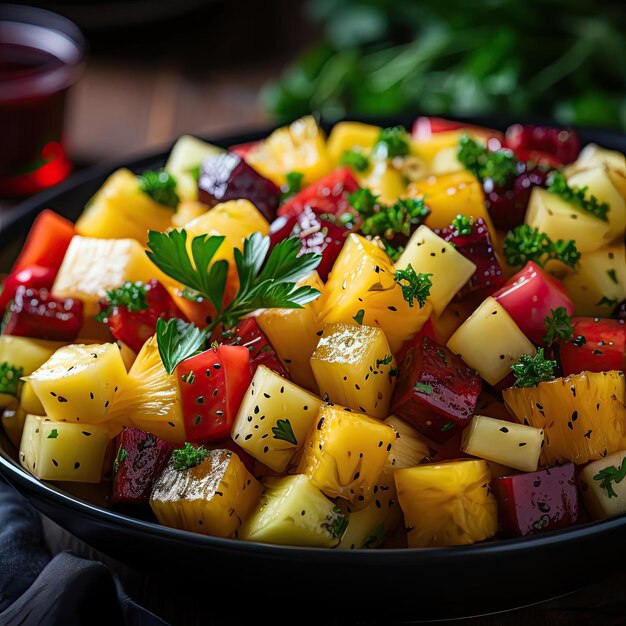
74;462;80;470
500;427;509;433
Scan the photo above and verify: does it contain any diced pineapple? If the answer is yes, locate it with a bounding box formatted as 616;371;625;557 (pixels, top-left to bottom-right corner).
239;474;344;547
383;415;430;469
171;200;209;228
396;225;477;315
27;343;128;424
19;414;110;482
20;381;44;416
395;459;498;548
75;169;173;244
165;135;223;201
568;166;626;244
231;365;321;472
150;449;262;538
257;272;324;392
311;323;396;419
525;187;610;253
298;403;396;504
317;234;432;353
2;401;26;448
447;297;536;385
52;236;169;312
358;158;405;204
326;121;381;165
579;450;626;519
562;245;626;316
461;415;544;472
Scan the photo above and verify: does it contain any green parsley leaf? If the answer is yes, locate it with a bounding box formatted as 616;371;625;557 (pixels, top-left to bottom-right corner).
441;421;455;432
171;443;210;471
187;164;201;184
47;429;59;440
340;149;370;172
457;135;518;187
375;126;410;158
503;225;580;269
543;307;574;345
451;214;474;236
325;507;349;539
0;362;23;397
376;354;393;368
607;269;619;285
156;317;209;375
96;281;149;322
547;171;609;222
271;419;297;445
113;446;128;474
353;309;365;325
394;265;432;308
597;296;618;308
348;188;378;215
279;171;304;203
593;457;626;498
511;348;557;388
138;170;179;209
414;381;434;395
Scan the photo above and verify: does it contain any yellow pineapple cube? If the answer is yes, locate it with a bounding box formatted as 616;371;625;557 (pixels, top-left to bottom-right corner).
383;415;430;469
231;365;321;472
311;323;396;419
395;459;498;547
326;121;381;165
150;449;262;538
358;158;406;204
579;450;626;520
447;297;536;385
19;414;110;483
298;403;396;504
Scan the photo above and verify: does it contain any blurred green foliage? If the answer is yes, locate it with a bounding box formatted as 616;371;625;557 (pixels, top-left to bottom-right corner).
262;0;626;129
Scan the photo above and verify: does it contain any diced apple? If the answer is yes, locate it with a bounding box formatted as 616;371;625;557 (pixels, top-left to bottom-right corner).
579;450;626;520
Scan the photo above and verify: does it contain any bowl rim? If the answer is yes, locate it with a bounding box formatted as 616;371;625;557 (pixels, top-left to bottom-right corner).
2;114;626;562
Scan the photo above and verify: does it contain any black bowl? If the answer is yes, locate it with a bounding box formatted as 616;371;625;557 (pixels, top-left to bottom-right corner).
1;117;626;622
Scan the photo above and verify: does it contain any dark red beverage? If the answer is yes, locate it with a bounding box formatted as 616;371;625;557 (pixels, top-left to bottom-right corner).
0;6;85;196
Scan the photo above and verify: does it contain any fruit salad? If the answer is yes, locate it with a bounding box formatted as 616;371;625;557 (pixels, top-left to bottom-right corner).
2;116;625;549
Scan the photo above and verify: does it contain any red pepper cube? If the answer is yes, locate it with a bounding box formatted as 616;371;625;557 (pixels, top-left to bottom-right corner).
492;463;580;537
111;428;174;504
3;286;83;341
504;124;580;165
0;265;56;311
493;261;574;345
177;344;252;443
392;336;482;443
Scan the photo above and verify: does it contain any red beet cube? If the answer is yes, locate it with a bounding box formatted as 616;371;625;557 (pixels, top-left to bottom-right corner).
504;124;580;165
392;336;482;443
492;463;580;537
111;428;174;504
0;265;56;311
3;286;83;341
439;218;504;299
198;152;280;222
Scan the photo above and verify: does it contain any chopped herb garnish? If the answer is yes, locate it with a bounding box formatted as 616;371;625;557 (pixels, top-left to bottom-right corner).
353;309;365;325
113;446;128;473
0;362;23;397
375;126;410;158
437;349;449;366
376;354;393;368
137;170;179;209
271;419;297;445
279;171;304;203
188;164;201;183
457;135;518;187
325;506;349;539
347;188;378;215
340;149;370;172
394;265;432;308
547;171;609;222
593;457;626;498
597;296;618;308
451;214;474;236
155;318;209;375
171;442;210;471
96;281;149;322
441;421;455;432
511;348;557;388
414;381;434;395
503;224;580;269
607;269;619;285
543;307;574;345
47;429;59;440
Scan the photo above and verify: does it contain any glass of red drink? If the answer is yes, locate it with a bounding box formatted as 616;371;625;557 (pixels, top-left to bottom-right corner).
0;5;85;196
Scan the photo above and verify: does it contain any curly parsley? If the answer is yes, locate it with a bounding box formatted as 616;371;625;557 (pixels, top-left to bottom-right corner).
503;225;580;269
138;170;179;209
96;281;149;322
593;457;626;499
547;171;609;222
394;265;432;308
543;307;574;345
457;135;518;187
171;443;210;471
511;348;557;388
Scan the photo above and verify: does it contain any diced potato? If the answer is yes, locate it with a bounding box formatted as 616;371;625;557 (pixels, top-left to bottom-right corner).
75;169;173;244
579;450;626;520
461;415;544;472
27;343;128;424
326;121;380;165
525;187;610;253
311;323;396;419
19;414;110;482
165;135;223;201
395;459;498;548
150;449;262;538
383;415;430;469
239;474;344;547
231;365;321;472
298;403;396;504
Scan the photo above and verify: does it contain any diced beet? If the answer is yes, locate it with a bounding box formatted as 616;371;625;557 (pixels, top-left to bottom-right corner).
3;286;83;341
504;124;580;165
439;218;504;299
111;428;174;504
0;265;56;312
492;463;580;537
198;152;280;222
493;261;574;345
392;336;482;443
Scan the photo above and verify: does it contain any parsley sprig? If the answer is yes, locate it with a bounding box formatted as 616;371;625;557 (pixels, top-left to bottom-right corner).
451;214;474;236
394;265;432;308
593;457;626;498
511;348;557;388
547;171;609;222
271;419;297;445
171;443;210;471
96;281;149;322
340;149;369;172
375;126;410;158
325;506;349;539
156;318;209;375
457;135;518;187
543;307;574;345
0;362;23;397
138;170;179;209
279;171;304;203
503;225;580;269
